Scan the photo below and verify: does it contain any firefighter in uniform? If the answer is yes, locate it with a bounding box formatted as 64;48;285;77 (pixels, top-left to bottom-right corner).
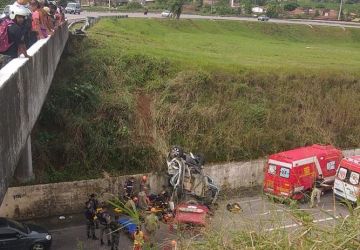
144;208;160;247
310;175;324;208
133;226;144;250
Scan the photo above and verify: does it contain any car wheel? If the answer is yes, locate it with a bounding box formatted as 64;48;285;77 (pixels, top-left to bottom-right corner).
32;243;45;250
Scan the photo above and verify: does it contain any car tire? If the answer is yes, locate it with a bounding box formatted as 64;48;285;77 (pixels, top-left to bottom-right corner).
31;243;45;250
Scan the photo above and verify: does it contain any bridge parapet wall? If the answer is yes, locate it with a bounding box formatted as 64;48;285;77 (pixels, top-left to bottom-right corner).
0;23;69;204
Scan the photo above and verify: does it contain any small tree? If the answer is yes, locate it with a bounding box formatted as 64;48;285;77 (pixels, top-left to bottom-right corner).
243;0;252;14
283;2;299;12
169;0;186;19
266;1;281;18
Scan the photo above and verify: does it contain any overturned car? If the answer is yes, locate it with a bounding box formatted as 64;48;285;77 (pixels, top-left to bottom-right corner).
166;146;220;206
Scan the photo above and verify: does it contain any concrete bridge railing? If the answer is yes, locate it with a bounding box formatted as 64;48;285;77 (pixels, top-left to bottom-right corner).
0;23;69;204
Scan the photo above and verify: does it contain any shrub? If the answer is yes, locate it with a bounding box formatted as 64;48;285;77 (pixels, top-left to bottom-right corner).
284;2;299;11
125;1;143;10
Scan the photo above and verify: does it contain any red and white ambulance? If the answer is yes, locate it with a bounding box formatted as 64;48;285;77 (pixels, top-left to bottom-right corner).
263;144;342;200
333;156;360;203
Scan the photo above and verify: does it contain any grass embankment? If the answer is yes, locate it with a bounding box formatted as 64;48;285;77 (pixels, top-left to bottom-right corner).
33;19;360;183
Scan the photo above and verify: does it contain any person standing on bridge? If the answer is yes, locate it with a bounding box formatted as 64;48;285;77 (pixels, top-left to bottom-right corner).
0;5;29;59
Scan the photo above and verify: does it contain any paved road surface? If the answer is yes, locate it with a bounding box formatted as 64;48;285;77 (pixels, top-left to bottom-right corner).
25;192;349;250
66;11;360;29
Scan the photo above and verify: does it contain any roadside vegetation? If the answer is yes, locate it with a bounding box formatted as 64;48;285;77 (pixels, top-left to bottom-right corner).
80;0;360;20
33;18;360;183
185;202;360;249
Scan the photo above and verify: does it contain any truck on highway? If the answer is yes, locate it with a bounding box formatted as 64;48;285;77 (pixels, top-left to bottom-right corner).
333;156;360;203
263;144;342;201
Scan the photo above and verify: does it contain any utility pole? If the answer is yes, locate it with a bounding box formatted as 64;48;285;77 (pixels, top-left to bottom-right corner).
338;0;343;20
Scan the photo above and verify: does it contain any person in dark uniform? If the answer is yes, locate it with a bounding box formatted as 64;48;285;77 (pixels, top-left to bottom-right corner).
84;201;98;240
124;177;136;199
98;206;111;246
109;215;120;250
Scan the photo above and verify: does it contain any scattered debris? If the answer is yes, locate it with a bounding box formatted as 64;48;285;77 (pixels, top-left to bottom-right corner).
226;203;242;213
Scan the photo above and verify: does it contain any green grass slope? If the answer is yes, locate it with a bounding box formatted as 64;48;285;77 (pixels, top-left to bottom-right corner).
32;19;360;183
90;19;360;71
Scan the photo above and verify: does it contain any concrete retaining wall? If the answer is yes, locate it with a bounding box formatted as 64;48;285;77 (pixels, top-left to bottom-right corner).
0;24;69;204
0;173;167;219
2;148;360;220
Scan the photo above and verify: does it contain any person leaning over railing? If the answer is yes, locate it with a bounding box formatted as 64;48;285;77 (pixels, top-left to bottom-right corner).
37;0;52;37
43;6;54;32
0;5;29;60
29;0;45;40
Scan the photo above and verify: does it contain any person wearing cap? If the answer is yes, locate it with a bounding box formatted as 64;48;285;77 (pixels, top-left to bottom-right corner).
1;5;29;58
144;208;160;247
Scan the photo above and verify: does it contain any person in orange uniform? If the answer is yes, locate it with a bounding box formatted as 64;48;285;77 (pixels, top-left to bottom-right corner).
133;226;144;250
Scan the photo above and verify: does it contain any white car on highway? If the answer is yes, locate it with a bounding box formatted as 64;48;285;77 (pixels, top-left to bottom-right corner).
258;15;270;21
161;10;173;18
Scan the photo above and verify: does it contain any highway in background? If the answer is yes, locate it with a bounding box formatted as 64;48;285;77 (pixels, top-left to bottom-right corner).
66;11;360;29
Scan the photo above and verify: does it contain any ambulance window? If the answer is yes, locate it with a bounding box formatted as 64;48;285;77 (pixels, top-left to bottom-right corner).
326;161;336;170
279;167;290;178
268;164;276;175
337;167;347;181
349;171;359;185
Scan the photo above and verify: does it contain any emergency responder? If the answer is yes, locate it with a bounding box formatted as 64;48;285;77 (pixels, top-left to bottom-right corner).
310;175;324;208
124;177;136;199
109;215;121;250
88;193;100;228
160;185;170;203
133;226;145;250
140;175;149;192
98;206;111;246
138;186;150;211
84;201;98;240
144;208;160;247
88;193;99;210
125;195;138;213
